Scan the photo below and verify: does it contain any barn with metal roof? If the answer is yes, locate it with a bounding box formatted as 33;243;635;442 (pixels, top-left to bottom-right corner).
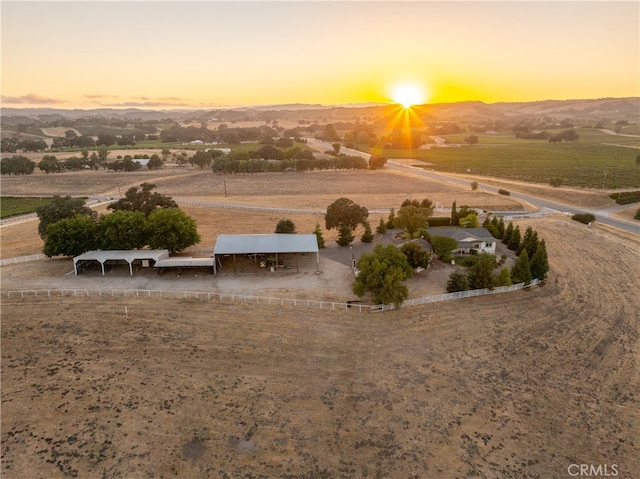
73;250;170;276
213;234;319;274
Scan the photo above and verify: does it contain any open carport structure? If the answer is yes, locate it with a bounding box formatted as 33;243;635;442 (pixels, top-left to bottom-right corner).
213;234;319;275
73;250;169;276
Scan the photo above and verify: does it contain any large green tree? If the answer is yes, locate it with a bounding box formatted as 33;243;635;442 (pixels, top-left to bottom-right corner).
399;242;431;269
511;250;532;285
146;208;200;253
529;239;549;281
336;224;355;246
108;183;177;216
353;244;413;307
38;155;63;174
43;216;97;257
430;235;459;262
36;196;97;239
508;225;521;251
1;155;36;175
468;253;497;289
325;197;369;231
96;210;148;250
394;205;431;236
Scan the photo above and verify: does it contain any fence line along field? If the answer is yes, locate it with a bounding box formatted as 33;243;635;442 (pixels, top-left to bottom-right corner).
2;215;639;478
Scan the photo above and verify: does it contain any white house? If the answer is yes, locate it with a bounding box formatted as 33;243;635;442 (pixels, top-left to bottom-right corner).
431;227;497;255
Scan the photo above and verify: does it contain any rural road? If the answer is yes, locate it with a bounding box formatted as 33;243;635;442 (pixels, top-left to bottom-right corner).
2;140;638;238
305;138;640;237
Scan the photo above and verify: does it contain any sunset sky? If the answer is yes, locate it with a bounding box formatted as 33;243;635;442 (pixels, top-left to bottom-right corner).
1;1;638;110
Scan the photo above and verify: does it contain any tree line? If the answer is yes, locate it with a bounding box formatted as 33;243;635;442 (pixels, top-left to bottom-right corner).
37;184;200;257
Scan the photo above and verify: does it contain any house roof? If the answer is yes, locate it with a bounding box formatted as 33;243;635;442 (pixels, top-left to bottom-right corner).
398;238;434;251
213;234;319;255
430;227;496;243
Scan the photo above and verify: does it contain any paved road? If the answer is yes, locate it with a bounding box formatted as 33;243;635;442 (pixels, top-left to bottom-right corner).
384;161;640;236
304;138;640;237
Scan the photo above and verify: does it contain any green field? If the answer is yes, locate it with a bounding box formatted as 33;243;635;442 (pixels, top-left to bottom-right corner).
0;196;52;219
373;129;640;188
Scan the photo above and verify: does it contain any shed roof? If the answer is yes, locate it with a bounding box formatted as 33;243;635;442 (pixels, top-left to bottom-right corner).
74;250;169;263
155;257;214;268
214;234;319;255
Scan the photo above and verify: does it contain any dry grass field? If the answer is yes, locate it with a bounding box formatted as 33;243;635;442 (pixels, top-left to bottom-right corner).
2;167;639;478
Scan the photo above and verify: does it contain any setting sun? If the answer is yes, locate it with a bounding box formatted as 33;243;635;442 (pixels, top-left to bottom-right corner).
390;82;427;108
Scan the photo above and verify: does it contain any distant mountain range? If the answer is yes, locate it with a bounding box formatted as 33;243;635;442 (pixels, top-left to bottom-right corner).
2;97;638;124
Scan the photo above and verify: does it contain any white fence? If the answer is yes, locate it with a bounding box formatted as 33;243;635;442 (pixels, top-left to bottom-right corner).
2;280;541;314
177;200;325;215
370;279;541;312
0;254;46;266
0;213;38;226
0;288;373;313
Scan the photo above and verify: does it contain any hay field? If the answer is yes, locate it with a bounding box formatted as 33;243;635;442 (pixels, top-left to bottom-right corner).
2;216;639;478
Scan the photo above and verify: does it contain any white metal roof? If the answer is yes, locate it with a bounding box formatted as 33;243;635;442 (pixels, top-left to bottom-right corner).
74;250;170;263
214;234;319;255
155;257;214;268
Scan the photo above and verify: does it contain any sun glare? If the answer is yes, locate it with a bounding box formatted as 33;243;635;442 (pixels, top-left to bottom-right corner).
390;82;426;108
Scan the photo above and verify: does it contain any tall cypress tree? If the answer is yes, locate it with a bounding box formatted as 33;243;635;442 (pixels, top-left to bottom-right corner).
497;217;505;239
313;223;325;248
503;222;514;245
517;226;534;255
508;225;521;251
361;221;374;243
511;250;532;285
530;239;549;281
386;208;396;229
451;201;459;226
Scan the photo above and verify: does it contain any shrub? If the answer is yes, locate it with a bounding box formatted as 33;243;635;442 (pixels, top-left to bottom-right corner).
571;213;596;225
549;177;564;187
456;256;479;268
313;223;325;248
609;191;640;205
275;218;296;234
447;271;469;293
635;209;640;221
360;221;374;243
336;224;355;246
376;217;387;234
368;154;387;169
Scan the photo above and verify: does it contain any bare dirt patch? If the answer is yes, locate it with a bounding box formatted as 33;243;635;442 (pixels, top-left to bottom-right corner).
1;167;526;213
2;217;639;478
